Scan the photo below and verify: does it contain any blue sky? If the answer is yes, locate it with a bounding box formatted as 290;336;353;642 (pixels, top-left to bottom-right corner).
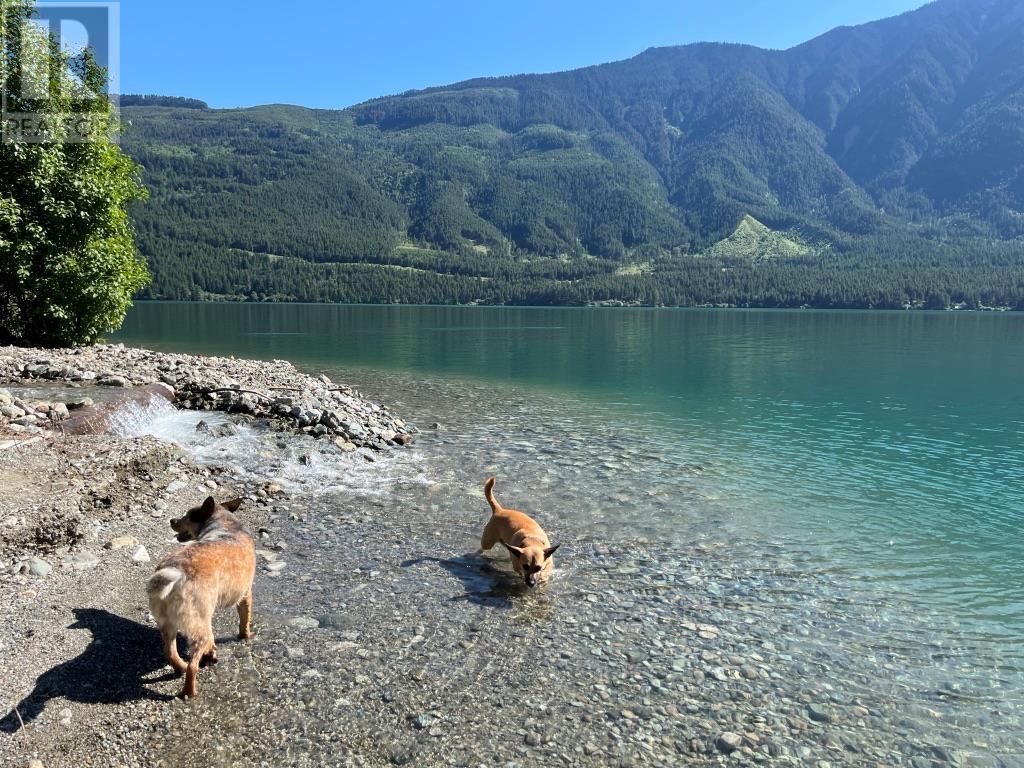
107;0;927;109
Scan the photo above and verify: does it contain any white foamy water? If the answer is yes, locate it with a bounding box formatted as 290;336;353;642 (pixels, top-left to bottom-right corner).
108;396;213;445
108;396;432;498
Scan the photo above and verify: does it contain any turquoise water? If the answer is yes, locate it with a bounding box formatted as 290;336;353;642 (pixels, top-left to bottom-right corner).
113;303;1024;642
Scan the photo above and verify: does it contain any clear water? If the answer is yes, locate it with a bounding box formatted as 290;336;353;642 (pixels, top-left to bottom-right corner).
113;303;1024;639
106;303;1024;763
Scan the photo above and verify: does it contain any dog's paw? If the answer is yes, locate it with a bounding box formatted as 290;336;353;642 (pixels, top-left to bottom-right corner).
238;629;253;640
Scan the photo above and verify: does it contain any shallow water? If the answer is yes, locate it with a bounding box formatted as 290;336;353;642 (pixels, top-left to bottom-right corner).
109;304;1024;764
106;396;1024;765
114;304;1024;637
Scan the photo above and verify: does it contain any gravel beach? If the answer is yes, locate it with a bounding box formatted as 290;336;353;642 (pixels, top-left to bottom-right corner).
1;346;1022;767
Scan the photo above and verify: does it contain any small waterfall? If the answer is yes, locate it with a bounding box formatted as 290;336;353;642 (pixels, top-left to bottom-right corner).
103;392;428;496
108;395;220;445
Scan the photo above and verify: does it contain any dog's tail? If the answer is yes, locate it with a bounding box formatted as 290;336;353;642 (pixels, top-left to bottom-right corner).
484;476;501;513
147;566;184;603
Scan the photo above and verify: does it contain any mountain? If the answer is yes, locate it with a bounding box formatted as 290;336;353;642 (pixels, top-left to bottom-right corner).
122;0;1024;309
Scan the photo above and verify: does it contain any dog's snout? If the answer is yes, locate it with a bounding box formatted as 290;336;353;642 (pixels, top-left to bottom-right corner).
525;574;538;587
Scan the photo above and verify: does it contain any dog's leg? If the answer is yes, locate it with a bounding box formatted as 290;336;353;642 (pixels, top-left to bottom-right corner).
181;634;214;698
200;614;219;666
237;589;253;640
480;518;499;552
160;623;187;675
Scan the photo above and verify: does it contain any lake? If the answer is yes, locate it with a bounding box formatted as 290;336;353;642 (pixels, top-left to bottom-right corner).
110;302;1024;762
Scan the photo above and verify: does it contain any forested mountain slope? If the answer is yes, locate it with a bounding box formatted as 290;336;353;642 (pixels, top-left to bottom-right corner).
123;0;1024;308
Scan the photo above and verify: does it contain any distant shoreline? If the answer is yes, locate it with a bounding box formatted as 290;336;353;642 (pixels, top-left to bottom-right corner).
127;299;1021;313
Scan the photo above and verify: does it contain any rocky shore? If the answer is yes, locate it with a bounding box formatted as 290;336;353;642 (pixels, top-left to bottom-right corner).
0;344;413;450
3;345;1022;768
0;343;416;767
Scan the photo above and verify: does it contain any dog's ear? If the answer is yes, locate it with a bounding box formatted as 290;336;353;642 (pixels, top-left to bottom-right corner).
190;496;217;523
221;497;245;512
543;544;561;560
501;542;525;558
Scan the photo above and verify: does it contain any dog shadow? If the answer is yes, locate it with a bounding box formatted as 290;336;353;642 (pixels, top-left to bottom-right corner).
401;551;528;607
0;608;174;733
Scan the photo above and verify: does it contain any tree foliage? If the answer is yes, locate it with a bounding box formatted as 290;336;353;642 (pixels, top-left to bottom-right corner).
0;0;149;346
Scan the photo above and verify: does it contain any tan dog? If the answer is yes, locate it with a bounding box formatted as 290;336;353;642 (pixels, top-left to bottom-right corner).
480;476;560;587
147;496;255;698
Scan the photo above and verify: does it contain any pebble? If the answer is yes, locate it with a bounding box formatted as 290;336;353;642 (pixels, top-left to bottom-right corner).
287;616;320;629
716;732;743;753
105;535;138;550
709;666;730;682
65;551;100;570
411;713;433;730
28;557;52;577
807;703;835;724
130;544;151;563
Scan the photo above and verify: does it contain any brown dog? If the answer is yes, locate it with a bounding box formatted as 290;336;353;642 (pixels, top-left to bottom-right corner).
480;476;560;587
147;496;255;698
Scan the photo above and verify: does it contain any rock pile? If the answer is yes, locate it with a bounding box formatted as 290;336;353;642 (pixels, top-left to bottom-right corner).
0;344;412;450
0;386;74;434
